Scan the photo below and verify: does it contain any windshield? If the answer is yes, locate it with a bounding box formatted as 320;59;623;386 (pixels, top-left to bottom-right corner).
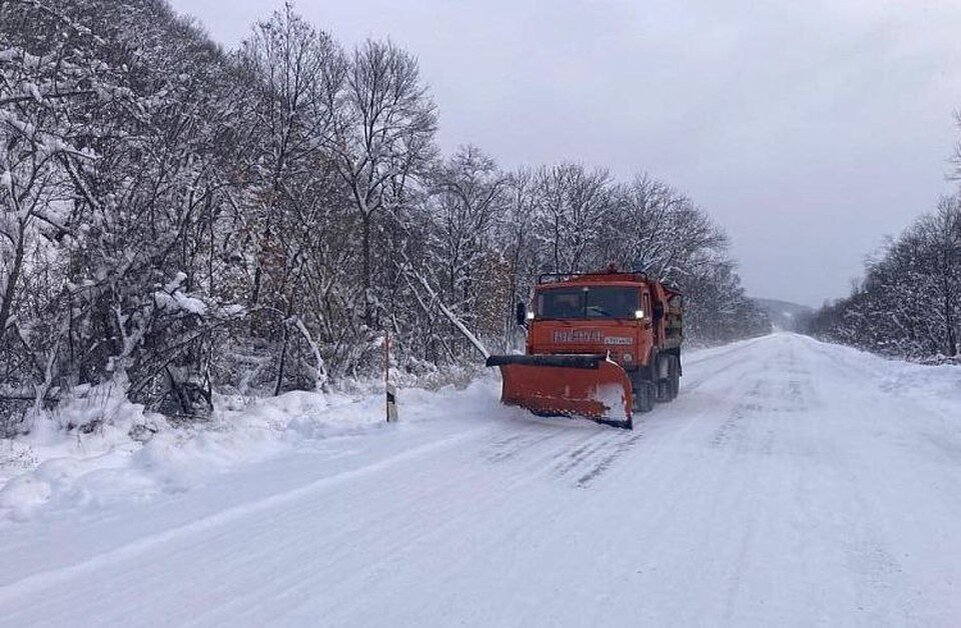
537;286;639;319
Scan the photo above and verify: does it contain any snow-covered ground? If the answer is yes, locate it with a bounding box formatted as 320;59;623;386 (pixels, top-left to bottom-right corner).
2;333;961;626
0;384;397;523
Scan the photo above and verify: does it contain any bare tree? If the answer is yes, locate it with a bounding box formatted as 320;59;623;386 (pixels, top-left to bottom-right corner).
325;39;437;327
238;3;348;393
532;164;612;273
427;146;508;338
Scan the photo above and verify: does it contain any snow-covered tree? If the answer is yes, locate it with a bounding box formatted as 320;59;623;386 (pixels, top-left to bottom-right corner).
808;196;961;360
324;39;437;328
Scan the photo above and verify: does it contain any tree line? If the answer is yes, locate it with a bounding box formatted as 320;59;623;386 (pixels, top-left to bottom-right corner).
0;0;768;434
805;193;961;362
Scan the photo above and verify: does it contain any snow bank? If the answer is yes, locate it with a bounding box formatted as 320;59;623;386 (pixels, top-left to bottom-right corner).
0;379;498;522
877;360;961;420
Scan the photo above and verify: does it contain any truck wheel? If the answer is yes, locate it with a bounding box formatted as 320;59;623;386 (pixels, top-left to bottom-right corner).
668;356;680;400
655;356;672;403
634;381;655;413
655;356;680;403
656;379;669;403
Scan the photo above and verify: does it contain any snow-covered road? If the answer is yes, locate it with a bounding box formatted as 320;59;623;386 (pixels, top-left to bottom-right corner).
2;333;961;626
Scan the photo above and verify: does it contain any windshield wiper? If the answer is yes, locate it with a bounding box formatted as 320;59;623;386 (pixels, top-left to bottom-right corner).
586;307;627;324
587;307;614;318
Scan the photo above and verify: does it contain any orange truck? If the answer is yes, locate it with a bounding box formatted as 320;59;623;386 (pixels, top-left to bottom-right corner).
486;265;683;429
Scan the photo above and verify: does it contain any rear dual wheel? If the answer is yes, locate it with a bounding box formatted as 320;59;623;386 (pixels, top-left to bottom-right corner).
668;356;680;399
656;355;680;403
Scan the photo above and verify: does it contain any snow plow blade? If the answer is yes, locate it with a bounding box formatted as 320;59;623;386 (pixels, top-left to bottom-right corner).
486;354;634;428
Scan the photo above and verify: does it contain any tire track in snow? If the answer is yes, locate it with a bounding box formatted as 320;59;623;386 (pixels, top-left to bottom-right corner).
574;431;646;488
484;417;647;490
483;429;567;463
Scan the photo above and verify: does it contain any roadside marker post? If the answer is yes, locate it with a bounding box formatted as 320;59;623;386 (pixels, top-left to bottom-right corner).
385;331;398;422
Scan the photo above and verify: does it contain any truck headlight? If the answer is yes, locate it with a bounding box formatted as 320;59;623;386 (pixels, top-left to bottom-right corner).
635;310;644;319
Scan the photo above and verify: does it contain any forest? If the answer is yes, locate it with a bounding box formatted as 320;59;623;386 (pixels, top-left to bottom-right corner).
0;0;769;435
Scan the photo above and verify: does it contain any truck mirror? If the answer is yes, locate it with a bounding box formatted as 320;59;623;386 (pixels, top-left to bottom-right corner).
653;302;664;322
515;302;527;326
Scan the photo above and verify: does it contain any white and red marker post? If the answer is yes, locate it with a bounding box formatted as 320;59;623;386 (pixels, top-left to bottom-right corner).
385;331;398;422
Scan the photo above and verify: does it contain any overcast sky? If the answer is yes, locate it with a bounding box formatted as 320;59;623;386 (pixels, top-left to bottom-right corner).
169;0;961;306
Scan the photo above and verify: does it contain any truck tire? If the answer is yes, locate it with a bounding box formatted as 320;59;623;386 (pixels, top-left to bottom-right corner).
634;381;655;413
656;379;669;402
668;356;680;400
655;355;680;403
655;355;670;403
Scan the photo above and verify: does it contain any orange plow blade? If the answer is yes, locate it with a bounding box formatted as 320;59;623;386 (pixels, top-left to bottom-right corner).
486;355;634;427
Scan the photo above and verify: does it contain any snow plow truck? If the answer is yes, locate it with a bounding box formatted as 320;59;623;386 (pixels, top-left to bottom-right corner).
486;265;683;429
